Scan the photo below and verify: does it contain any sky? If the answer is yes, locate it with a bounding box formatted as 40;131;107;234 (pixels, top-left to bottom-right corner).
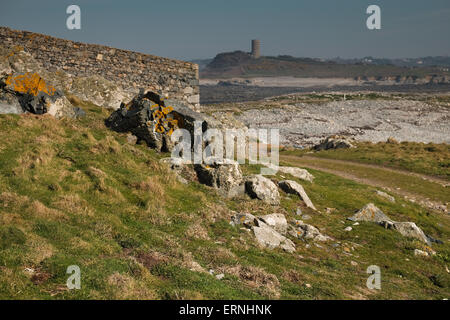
1;0;449;60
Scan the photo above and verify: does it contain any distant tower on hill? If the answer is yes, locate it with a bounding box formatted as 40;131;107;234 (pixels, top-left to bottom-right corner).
251;39;260;59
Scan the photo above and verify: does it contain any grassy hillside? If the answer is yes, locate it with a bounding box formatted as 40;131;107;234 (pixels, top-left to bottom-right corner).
0;102;449;299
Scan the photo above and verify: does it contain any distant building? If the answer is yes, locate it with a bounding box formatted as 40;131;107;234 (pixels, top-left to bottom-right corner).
251;39;261;59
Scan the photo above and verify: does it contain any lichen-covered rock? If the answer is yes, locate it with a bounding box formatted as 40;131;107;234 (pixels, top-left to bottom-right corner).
347;203;392;223
245;175;280;205
0;72;82;118
313;135;355;151
106;90;179;152
278;180;316;210
230;212;258;228
107;90;211;153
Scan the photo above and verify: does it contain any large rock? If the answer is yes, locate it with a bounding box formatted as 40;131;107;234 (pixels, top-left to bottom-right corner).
0;72;82;118
289;219;332;242
106;90;210;153
259;213;288;235
350;204;432;244
230;212;258;228
195;159;244;197
245;175;280;205
391;222;430;244
269;166;314;182
252;223;295;253
313;135;355;151
278;180;316;210
347;203;392;223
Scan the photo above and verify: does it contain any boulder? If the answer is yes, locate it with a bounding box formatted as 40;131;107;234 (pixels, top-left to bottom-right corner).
273;166;314;182
392;222;430;244
106;90;210;153
290;219;332;242
278;180;316;210
0;72;82;118
252;223;295;253
230;212;258;228
259;213;288;235
347;203;392;223
313;135;355;151
414;249;429;257
0;101;22;114
230;212;295;252
195;159;244;197
245;175;280;205
106;90;175;152
350;204;432;245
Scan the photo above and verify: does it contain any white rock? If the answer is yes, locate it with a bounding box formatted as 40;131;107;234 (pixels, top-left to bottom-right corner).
278;180;316;210
414;249;429;257
245;175;280;205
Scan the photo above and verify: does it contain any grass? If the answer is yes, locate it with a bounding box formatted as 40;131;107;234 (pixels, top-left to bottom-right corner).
0;102;449;299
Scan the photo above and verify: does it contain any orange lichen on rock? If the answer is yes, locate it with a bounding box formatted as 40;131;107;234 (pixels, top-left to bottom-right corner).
153;105;178;135
5;72;56;96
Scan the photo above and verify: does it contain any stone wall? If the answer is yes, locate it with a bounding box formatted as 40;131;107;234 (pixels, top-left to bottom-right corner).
0;26;199;107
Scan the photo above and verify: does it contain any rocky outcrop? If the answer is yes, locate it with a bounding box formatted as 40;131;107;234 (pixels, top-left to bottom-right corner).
313;135;355;151
278;180;316;210
245;175;280;205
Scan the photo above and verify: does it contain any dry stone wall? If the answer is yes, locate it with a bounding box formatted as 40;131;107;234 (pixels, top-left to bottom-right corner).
0;26;199;107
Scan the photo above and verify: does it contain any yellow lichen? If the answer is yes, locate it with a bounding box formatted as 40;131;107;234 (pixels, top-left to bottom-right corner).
5;72;56;96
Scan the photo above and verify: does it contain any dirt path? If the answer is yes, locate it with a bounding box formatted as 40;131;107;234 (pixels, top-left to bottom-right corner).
280;155;449;214
300;156;449;187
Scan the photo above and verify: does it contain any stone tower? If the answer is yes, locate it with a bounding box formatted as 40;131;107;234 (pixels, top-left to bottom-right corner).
251;39;260;59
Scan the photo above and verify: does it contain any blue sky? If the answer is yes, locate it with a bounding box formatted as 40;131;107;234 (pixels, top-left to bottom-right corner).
1;0;449;60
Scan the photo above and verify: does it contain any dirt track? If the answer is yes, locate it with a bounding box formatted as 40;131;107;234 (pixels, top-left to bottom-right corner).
280;155;449;214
